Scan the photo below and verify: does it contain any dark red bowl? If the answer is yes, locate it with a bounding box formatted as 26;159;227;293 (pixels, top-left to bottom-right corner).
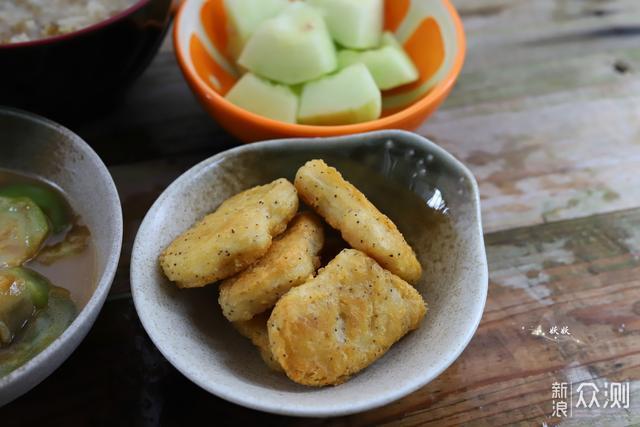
0;0;173;118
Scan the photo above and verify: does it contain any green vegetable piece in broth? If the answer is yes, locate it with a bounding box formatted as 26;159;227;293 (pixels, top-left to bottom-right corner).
0;284;75;377
0;267;50;347
0;269;35;346
0;196;50;268
0;183;71;233
10;268;50;308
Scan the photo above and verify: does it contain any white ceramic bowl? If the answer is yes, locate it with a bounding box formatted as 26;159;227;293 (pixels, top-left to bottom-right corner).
131;130;487;417
0;108;123;406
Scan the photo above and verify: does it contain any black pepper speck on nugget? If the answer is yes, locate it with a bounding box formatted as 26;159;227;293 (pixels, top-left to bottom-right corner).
159;179;298;288
295;159;422;284
219;212;324;322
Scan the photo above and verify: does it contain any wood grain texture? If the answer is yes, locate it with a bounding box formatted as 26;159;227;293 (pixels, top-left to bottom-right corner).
425;0;640;233
331;208;640;426
3;0;640;425
3;208;639;426
63;0;640;233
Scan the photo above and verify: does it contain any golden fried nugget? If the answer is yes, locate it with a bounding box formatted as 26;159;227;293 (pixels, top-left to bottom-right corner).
233;312;282;372
159;179;298;288
268;249;426;386
219;212;324;322
294;160;422;284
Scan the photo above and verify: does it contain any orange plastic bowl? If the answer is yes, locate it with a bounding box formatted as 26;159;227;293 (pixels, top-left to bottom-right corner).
174;0;466;142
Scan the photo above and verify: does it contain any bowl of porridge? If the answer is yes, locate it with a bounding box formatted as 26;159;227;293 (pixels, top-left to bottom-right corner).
0;0;173;117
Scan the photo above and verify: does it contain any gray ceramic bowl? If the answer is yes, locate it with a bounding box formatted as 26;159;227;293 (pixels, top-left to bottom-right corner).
0;108;123;406
130;130;487;417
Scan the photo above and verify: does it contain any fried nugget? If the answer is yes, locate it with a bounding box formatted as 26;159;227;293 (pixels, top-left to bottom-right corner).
268;249;426;386
294;160;422;284
219;212;324;321
233;312;282;372
159;179;298;288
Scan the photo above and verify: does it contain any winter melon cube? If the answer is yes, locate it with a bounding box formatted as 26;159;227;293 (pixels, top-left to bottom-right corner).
225;73;298;123
380;31;404;49
337;32;419;90
238;2;337;85
298;63;381;125
307;0;383;49
224;0;290;59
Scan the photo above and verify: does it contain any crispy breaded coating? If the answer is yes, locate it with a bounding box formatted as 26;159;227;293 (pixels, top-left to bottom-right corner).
268;249;426;386
159;179;298;288
219;212;324;322
294;160;422;284
233;312;282;372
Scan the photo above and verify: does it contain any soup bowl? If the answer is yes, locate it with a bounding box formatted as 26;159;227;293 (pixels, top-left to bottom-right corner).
0;108;123;406
174;0;466;142
0;0;173;118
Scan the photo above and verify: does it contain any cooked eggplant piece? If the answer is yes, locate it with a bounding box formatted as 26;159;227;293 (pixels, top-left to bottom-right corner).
0;183;71;233
0;196;50;268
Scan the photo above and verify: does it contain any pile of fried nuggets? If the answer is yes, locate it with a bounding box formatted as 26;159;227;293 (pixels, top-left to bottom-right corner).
160;159;427;386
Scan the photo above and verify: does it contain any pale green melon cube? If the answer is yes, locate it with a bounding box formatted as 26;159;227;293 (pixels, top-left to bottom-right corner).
238;2;337;85
298;63;381;125
381;31;403;49
307;0;383;49
224;0;290;59
225;73;298;123
337;32;419;90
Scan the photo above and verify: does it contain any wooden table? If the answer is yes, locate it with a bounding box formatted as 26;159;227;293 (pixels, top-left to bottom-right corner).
4;0;640;425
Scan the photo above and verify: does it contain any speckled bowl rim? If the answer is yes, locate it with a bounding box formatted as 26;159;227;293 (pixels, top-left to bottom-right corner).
131;130;487;417
0;107;123;404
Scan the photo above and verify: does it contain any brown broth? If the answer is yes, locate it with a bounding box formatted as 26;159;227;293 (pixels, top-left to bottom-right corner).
0;169;97;308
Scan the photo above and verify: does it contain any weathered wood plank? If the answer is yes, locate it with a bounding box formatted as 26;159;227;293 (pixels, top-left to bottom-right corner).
4;208;639;426
424;77;640;232
322;207;640;426
424;0;640;232
454;0;640;71
64;0;640;233
5;2;640;424
94;64;640;236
